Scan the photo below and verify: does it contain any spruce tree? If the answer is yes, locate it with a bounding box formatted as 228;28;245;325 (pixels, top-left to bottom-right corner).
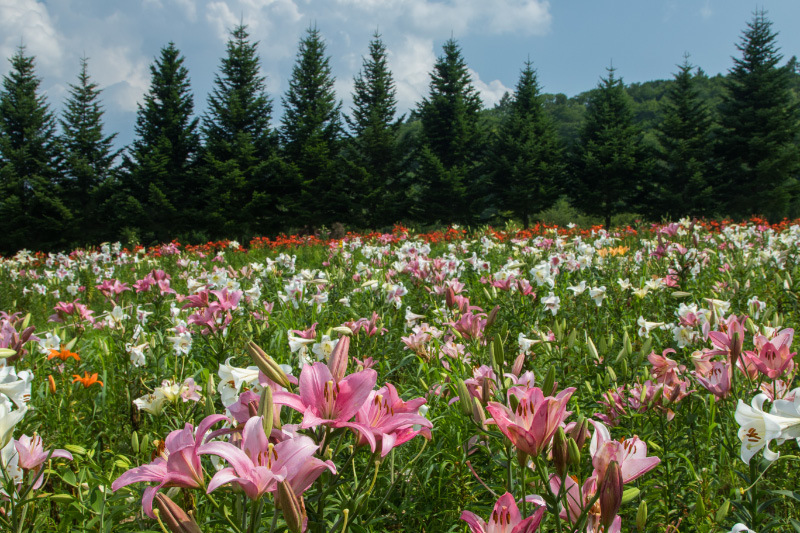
0;47;68;252
654;57;714;219
573;67;646;229
121;42;200;243
344;32;402;227
280;26;343;229
60;57;120;245
490;60;564;225
202;24;280;239
416;39;483;223
717;10;800;220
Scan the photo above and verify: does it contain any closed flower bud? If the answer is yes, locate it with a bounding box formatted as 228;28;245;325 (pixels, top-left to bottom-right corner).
542;366;556;397
456;379;472;416
471;397;486;429
567;437;581;466
259;385;274;437
485;305;500;329
205;374;216;417
154;493;202;533
131;431;139;454
48;375;56;394
636;500;647;531
511;352;525;377
247;341;291;389
276;481;307;533
552;427;568;477
327;335;350;383
599;460;623;529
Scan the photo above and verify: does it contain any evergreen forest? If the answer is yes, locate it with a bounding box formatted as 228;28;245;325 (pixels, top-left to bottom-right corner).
1;11;799;252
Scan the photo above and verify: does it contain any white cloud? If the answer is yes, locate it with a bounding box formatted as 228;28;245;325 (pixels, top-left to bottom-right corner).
469;68;511;107
388;35;437;112
0;0;63;77
700;0;712;19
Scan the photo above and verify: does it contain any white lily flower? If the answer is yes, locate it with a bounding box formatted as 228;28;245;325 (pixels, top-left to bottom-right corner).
589;286;607;307
0;400;26;448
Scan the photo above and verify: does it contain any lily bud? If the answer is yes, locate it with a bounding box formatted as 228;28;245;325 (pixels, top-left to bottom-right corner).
48;375;56;394
485;305;500;329
247;341;291;389
471;397;486;429
276;481;307;533
455;379;472;416
446;287;456;308
491;334;504;370
567;437;581;466
552;427;568;477
154;493;202;533
131;431;140;454
511;352;525;377
205;374;216;417
259;385;274;437
327;335;350;383
636;500;648;531
541;366;556;397
599;460;623;530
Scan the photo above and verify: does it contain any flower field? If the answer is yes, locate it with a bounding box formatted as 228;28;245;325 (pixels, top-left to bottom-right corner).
2;218;800;532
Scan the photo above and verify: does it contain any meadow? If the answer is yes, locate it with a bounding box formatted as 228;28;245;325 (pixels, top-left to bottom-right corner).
1;218;799;532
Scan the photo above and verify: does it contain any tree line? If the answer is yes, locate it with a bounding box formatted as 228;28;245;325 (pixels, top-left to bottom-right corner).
0;10;798;252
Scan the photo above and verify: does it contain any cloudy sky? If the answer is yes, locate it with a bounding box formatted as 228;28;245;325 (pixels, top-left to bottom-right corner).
2;0;800;149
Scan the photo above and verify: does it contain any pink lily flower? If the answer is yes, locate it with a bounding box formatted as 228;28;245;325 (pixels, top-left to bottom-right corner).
13;434;73;489
448;311;487;342
694;360;733;399
486;387;575;458
199;416;335;500
460;492;546;533
589;421;660;484
354;383;432;456
707;315;745;361
647;348;684;385
749;341;796;380
549;474;621;533
273;362;378;450
111;414;227;517
290;323;318;340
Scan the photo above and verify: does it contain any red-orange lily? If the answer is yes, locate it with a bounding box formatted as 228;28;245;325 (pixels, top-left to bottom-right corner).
72;372;103;388
48;345;80;362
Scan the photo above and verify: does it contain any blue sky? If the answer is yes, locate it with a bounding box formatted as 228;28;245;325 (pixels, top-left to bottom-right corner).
2;1;799;149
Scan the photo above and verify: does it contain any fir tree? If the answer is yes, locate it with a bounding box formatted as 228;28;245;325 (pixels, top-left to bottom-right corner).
280;26;343;229
490;60;564;225
573;67;647;229
416;38;483;224
202;24;280;239
60;57;120;245
716;10;800;220
344;31;402;227
654;57;714;219
121;42;200;243
0;46;68;252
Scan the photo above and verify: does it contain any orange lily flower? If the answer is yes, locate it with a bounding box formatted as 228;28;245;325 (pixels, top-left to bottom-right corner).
49;345;80;362
72;372;103;388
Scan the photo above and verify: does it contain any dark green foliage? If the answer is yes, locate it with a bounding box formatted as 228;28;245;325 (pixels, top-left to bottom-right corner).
716;10;800;221
652;57;715;219
280;26;343;229
344;32;403;227
572;67;649;228
416;39;483;224
121;42;201;244
60;57;120;246
0;47;68;253
489;60;565;225
202;25;281;239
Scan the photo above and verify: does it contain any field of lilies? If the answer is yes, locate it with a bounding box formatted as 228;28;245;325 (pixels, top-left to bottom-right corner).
2;218;800;532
